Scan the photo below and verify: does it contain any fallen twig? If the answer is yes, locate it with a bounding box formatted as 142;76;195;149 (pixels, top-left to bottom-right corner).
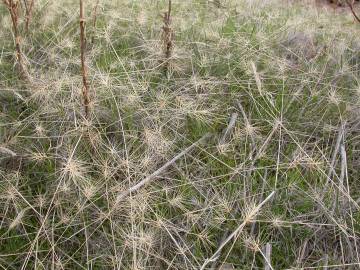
0;146;17;157
219;112;238;146
264;242;273;270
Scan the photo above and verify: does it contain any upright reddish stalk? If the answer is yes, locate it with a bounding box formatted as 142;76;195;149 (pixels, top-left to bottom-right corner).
80;0;90;118
3;0;28;80
162;0;173;76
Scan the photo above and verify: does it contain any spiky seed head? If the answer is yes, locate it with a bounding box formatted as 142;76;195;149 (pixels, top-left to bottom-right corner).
61;159;87;183
245;123;259;137
60;37;75;49
274;118;282;128
127;192;149;216
139;153;154;170
60;181;71;193
101;160;113;180
9;209;26;230
241;201;258;224
143;128;172;155
35;125;46;137
137;230;156;248
169;194;184;209
5;186;17;201
36;194;46;208
60;213;71;225
30;151;48;163
271;216;284;229
87;130;102;148
244;236;261;252
83;184;97;199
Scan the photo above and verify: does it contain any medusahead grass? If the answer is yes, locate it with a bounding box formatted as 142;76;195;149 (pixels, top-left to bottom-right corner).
0;0;360;269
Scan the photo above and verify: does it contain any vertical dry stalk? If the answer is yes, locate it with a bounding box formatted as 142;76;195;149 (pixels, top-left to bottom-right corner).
80;0;90;118
23;0;34;32
91;0;99;44
3;0;28;80
162;0;173;76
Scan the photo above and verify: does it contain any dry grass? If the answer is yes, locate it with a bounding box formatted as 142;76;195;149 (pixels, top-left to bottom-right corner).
1;0;360;269
91;0;100;45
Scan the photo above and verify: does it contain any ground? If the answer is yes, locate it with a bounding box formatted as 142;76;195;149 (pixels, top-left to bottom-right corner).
1;0;360;269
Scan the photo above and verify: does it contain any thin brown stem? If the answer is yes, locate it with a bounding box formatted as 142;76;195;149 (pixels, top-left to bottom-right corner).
3;0;29;80
80;0;90;118
25;0;35;32
24;0;35;32
162;0;173;77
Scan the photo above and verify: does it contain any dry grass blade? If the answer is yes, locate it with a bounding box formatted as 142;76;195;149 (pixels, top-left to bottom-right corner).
91;0;99;44
250;61;263;95
8;208;27;230
326;121;346;184
79;0;90;118
219;113;238;146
